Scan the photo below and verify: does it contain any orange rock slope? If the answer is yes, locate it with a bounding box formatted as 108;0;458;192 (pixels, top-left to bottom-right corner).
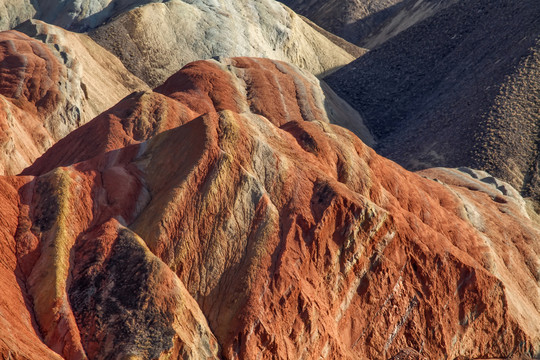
0;57;539;359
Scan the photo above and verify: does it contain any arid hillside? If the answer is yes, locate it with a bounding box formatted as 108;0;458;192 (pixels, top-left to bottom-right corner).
278;0;404;45
0;1;538;359
1;0;360;87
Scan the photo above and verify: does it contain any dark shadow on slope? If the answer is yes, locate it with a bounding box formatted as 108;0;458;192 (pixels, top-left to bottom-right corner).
345;1;408;46
278;0;407;45
324;0;540;199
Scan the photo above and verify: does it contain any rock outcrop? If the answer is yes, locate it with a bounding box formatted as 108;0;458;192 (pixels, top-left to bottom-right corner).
1;1;357;88
0;170;219;359
29;0;156;31
326;0;540;202
1;57;538;359
0;25;147;175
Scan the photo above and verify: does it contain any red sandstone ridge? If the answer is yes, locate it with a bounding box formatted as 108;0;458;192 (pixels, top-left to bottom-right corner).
0;57;538;359
0;26;147;175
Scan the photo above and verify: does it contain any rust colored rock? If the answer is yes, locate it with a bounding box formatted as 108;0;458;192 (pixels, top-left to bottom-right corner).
0;30;61;174
0;57;538;359
1;156;219;359
0;25;147;175
25;57;372;176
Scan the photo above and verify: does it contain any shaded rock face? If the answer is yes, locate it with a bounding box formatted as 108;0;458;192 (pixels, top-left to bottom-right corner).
326;0;540;201
279;0;451;48
0;0;155;31
1;57;539;359
32;0;157;31
0;25;147;175
294;14;367;58
359;0;457;49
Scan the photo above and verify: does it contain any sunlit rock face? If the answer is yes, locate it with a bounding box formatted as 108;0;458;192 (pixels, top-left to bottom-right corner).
0;24;146;175
0;56;538;359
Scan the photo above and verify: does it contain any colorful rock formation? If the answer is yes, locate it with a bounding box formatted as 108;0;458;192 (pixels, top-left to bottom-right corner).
0;25;146;175
25;57;372;175
0;56;538;359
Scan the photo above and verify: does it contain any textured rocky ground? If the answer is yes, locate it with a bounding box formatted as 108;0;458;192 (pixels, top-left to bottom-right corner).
326;0;540;204
0;25;146;175
277;0;453;48
0;0;35;31
0;56;538;359
359;0;456;49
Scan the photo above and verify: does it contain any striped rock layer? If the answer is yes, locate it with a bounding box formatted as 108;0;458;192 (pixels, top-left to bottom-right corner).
0;26;147;175
0;57;538;359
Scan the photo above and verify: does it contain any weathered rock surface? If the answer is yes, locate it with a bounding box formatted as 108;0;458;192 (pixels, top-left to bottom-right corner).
1;57;538;359
0;167;219;359
30;0;156;31
360;0;456;49
15;20;149;124
326;0;540;202
88;0;356;87
278;0;452;48
0;25;147;175
294;14;367;58
0;0;156;31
